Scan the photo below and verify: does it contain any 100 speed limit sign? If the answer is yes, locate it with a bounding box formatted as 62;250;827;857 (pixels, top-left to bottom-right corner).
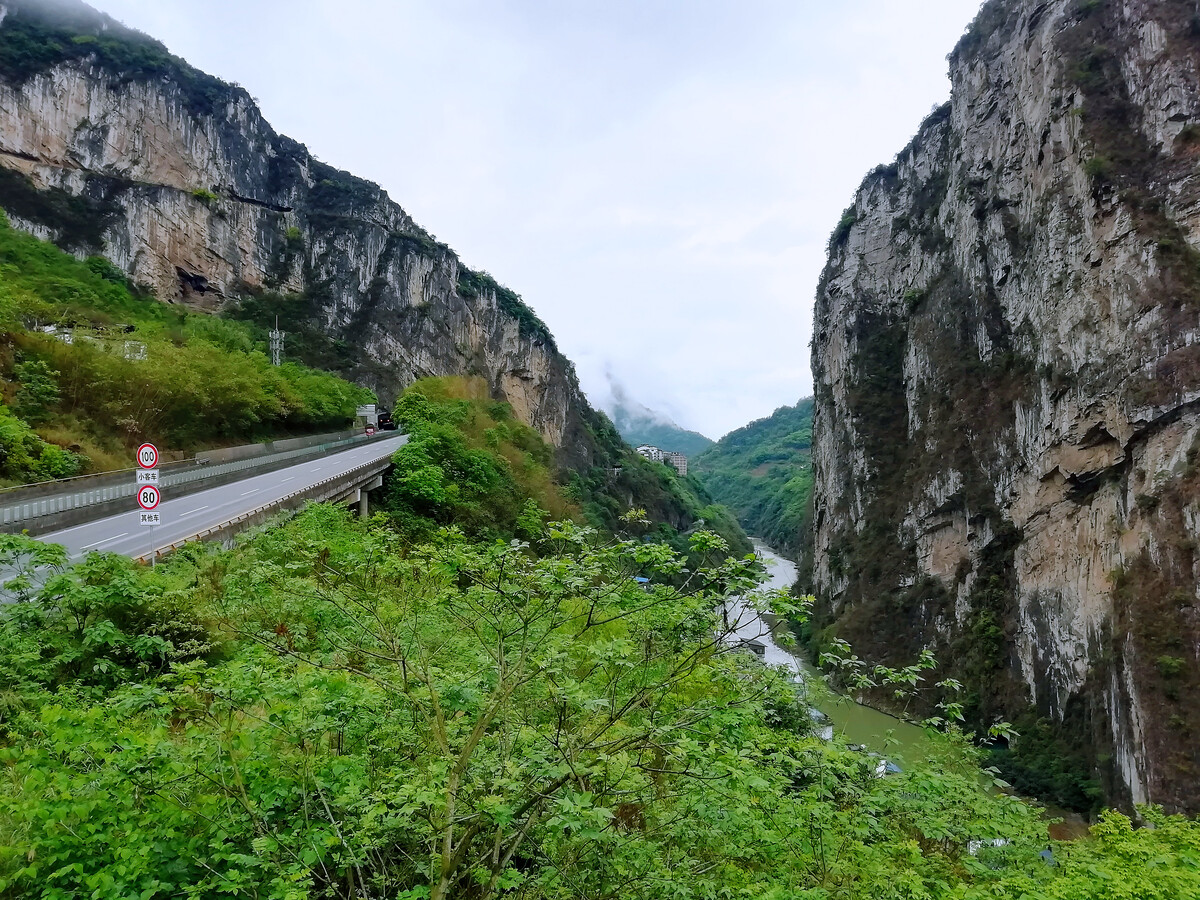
137;485;161;511
137;443;159;469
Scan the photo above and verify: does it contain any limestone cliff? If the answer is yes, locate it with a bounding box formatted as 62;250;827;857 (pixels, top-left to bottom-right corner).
811;0;1200;813
0;0;588;457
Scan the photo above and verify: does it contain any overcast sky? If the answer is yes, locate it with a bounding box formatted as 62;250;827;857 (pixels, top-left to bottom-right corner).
93;0;983;439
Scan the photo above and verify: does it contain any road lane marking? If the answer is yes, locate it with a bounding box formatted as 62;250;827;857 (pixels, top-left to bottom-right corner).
82;532;129;549
179;506;209;518
240;489;260;496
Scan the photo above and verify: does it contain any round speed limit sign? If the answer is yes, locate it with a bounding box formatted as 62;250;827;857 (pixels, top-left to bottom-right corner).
137;443;159;469
137;485;161;511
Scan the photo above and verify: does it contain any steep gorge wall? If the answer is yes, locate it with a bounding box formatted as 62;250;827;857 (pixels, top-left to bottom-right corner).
0;0;598;463
811;0;1200;813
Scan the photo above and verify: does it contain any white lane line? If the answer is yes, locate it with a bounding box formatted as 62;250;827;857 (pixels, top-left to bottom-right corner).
82;531;129;549
240;489;260;496
179;505;209;519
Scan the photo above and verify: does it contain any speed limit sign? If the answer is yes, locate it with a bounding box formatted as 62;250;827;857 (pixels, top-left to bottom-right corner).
137;485;161;510
137;443;159;469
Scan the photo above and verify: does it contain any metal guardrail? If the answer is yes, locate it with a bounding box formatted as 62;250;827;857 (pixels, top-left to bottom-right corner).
0;455;198;499
133;455;392;564
1;432;393;528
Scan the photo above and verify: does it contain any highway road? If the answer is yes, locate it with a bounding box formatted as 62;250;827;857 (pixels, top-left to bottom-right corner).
40;432;408;561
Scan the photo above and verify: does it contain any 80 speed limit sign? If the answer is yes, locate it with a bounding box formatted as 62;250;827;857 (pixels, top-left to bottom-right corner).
137;485;161;510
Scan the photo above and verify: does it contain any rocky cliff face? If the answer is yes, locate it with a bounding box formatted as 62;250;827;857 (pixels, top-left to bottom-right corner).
0;0;592;459
811;0;1200;813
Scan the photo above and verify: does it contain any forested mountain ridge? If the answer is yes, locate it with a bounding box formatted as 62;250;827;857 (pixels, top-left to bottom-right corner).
605;392;714;457
811;0;1200;813
693;398;813;558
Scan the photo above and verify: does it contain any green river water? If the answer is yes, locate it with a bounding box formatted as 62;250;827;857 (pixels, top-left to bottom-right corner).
748;541;934;761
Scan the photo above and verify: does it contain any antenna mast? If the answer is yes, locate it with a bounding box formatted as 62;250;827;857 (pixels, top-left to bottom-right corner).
269;315;284;366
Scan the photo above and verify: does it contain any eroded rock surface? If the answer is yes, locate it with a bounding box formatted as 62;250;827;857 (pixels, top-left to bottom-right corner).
811;0;1200;811
0;0;585;455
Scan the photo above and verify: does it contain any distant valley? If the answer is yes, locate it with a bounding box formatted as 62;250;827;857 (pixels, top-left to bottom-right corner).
609;392;814;560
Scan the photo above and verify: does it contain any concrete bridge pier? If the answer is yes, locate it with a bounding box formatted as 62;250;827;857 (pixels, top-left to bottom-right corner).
348;474;384;518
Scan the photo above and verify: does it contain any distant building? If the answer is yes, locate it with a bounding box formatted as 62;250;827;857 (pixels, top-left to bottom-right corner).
636;444;687;476
664;451;687;477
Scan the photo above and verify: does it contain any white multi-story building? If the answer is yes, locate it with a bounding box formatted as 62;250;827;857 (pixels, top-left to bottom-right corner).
664;451;687;477
636;444;688;476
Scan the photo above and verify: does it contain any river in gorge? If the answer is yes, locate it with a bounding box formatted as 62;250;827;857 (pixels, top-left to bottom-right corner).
728;541;934;762
735;540;1090;839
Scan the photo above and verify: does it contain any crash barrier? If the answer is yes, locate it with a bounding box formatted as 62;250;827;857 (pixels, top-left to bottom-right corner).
133;455;392;564
0;431;398;535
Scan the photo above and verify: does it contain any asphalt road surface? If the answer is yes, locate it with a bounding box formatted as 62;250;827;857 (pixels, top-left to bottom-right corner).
39;433;408;561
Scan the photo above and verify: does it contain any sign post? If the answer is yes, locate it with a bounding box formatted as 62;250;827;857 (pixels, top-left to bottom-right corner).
136;444;161;567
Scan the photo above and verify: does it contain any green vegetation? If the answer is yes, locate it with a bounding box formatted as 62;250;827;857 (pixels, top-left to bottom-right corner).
383;377;575;540
988;714;1104;815
951;0;1018;63
0;0;244;119
220;288;361;377
1082;155;1113;182
2;480;1199;896
0;402;81;482
693;398;813;558
0;368;1195;895
0;167;125;253
829;206;857;250
572;437;749;557
308;160;385;214
382;376;747;558
0;211;373;479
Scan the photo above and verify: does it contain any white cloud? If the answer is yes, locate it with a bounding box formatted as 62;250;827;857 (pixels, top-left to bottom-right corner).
90;0;983;438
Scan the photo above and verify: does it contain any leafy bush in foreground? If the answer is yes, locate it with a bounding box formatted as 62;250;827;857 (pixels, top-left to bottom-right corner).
0;508;1196;898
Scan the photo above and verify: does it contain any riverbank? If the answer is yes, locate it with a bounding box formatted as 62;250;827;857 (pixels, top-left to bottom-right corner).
747;539;1091;839
747;541;935;761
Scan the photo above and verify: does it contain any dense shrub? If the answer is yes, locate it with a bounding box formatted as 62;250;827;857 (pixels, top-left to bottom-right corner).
1;509;1197;898
385;377;572;538
0;403;82;483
